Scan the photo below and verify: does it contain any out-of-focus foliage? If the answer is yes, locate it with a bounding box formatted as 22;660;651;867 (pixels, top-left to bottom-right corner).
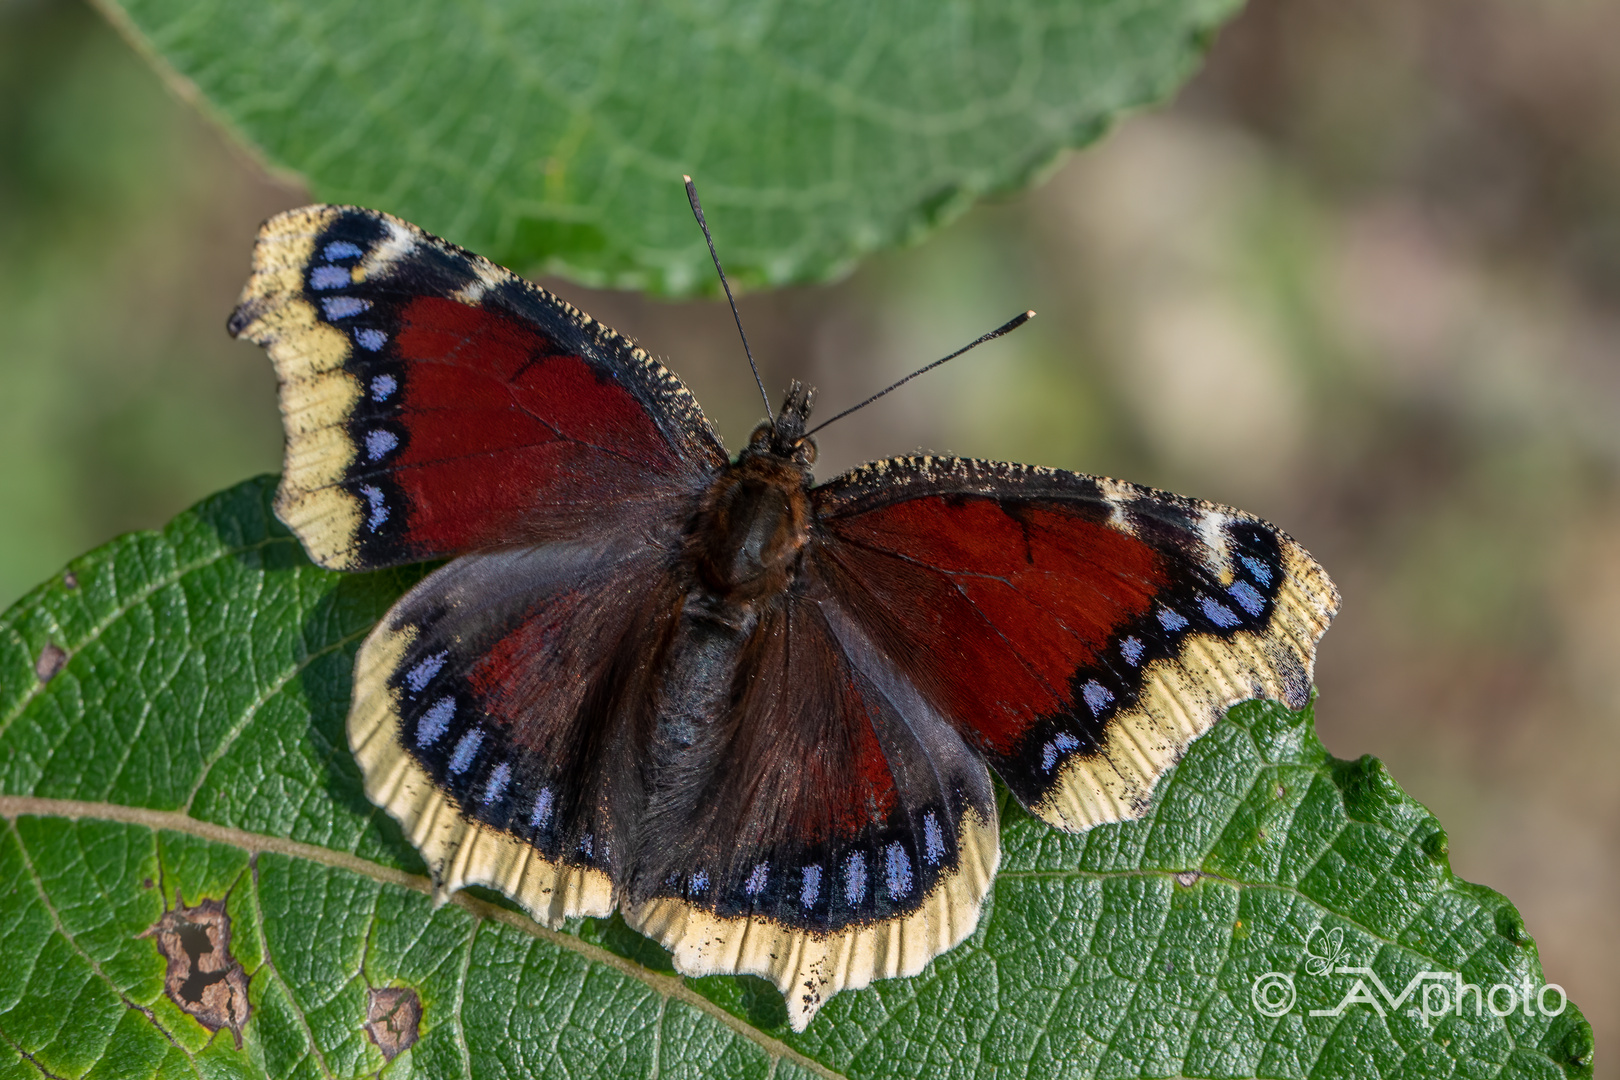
107;0;1242;293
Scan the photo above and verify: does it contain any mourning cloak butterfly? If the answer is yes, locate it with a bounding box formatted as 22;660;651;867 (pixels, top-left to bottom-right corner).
229;203;1338;1030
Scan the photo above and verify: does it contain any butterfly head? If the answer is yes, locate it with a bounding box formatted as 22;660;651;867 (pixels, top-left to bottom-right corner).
746;380;818;469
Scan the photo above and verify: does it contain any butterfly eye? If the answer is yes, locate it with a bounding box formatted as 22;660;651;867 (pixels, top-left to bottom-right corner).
796;438;818;465
748;423;773;450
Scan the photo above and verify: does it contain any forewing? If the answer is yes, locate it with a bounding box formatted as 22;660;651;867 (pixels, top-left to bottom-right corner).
625;590;999;1032
229;205;726;570
348;533;681;925
812;457;1339;831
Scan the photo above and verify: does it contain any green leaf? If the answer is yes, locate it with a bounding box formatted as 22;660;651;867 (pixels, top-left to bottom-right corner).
100;0;1242;293
0;477;1595;1078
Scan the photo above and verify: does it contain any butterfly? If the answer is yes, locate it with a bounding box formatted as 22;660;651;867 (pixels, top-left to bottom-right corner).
229;202;1338;1031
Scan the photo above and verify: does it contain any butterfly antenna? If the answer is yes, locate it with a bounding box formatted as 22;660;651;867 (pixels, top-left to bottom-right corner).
685;175;773;421
803;310;1035;438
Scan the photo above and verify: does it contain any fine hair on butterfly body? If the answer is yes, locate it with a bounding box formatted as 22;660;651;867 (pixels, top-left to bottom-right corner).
230;198;1339;1031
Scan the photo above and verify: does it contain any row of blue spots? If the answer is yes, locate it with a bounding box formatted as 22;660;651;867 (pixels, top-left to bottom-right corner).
310;265;350;290
1082;679;1114;716
484;761;511;805
800;865;822;908
416;696;455;748
359;483;389;530
369;373;397;402
1157;606;1189;632
449;729;482;774
405;649;448;694
1041;731;1081;773
885;842;913;898
845;852;867;905
355;328;388;352
1199;594;1243;628
922;811;945;865
1120;635;1145;666
322;296;370;320
365;429;399;462
530;787;555;830
744;862;769;897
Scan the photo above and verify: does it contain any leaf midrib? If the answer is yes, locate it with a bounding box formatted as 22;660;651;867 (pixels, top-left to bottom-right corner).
0;794;847;1080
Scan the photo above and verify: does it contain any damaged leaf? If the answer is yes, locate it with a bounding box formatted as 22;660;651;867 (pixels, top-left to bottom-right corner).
365;987;422;1063
141;896;251;1048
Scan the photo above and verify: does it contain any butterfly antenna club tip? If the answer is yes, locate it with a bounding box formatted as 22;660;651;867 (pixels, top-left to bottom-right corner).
685;175;772;421
805;308;1037;437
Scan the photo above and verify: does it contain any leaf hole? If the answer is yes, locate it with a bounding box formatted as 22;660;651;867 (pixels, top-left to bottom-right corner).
141;896;250;1048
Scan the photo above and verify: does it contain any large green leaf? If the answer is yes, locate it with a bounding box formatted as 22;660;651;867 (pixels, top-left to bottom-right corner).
101;0;1241;293
0;478;1594;1078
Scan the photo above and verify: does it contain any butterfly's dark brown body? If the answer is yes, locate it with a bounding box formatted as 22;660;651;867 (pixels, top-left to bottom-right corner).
640;388;820;899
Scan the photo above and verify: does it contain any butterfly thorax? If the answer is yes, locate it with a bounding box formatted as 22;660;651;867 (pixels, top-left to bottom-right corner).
689;443;813;603
686;382;818;604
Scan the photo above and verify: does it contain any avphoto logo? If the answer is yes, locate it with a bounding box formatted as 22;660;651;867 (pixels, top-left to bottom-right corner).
1252;928;1568;1028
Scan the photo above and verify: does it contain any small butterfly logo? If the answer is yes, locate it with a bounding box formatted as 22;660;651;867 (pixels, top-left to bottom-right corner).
1305;926;1348;975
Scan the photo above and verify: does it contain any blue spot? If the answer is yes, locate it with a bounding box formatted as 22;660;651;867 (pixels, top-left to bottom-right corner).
322;296;371;320
1082;680;1114;716
483;762;511;805
1042;731;1081;773
529;788;554;830
744;862;769;896
1200;595;1242;628
844;853;867;905
1242;555;1274;586
416;697;454;747
690;870;709;893
404;650;448;693
1121;636;1145;666
365;429;398;462
359;484;388;530
1157;606;1189;632
923;812;945;865
800;865;822;908
448;728;483;774
324;241;364;261
355;328;388;352
1228;580;1266;617
885;842;913;899
369;373;397;401
309;265;350;290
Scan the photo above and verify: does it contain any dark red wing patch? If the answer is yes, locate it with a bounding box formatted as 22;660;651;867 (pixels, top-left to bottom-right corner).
813;457;1339;824
229;205;725;570
819;494;1166;757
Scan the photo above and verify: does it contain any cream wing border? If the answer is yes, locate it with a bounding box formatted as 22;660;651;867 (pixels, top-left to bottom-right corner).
347;616;616;925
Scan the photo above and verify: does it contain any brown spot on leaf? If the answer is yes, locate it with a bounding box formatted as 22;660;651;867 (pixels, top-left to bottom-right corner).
62;570;78;589
141;897;250;1048
35;643;67;684
365;987;421;1062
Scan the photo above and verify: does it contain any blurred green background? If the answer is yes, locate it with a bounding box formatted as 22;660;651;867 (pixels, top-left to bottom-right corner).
2;0;1616;1064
